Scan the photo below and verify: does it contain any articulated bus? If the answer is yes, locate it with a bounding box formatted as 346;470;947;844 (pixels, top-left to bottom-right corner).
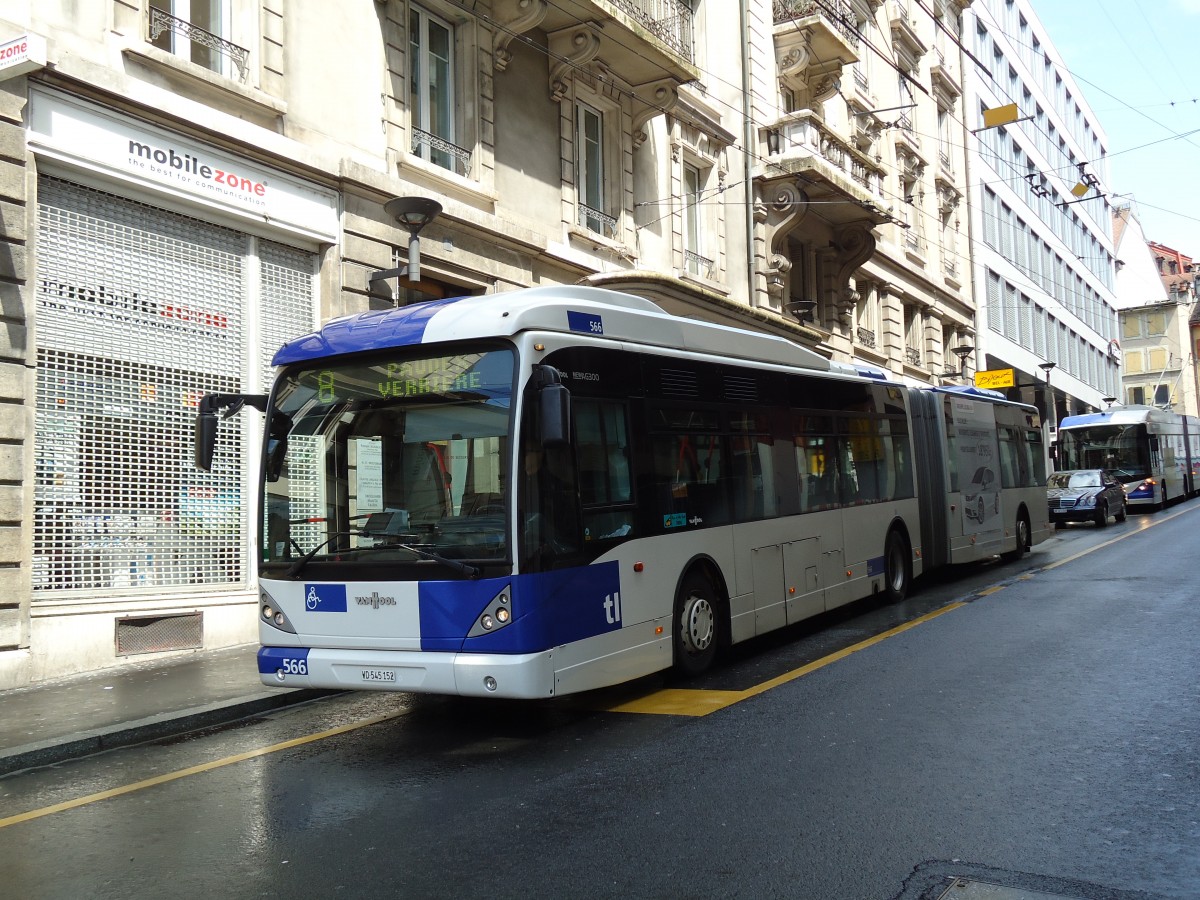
1056;405;1200;509
195;286;1048;699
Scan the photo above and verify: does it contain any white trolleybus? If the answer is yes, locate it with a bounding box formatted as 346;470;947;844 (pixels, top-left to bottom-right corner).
195;286;1049;699
1056;405;1200;509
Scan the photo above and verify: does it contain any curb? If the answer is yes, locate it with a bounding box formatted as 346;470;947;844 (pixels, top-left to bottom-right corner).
0;688;334;777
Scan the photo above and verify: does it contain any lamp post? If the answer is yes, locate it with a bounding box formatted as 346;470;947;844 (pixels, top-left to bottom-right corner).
938;344;975;381
1038;361;1057;436
1102;396;1116;409
368;196;443;302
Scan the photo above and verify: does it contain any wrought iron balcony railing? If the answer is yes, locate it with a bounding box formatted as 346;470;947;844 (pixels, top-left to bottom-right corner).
579;204;619;239
607;0;695;63
773;0;859;49
411;128;473;177
905;346;922;367
148;7;249;83
685;250;714;279
856;327;877;349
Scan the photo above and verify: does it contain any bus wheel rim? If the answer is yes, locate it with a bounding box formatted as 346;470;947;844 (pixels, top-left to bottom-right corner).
683;595;714;653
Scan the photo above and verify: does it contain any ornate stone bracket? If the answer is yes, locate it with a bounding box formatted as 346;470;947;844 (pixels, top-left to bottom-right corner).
493;0;549;72
632;79;680;148
833;221;876;320
760;180;811;308
548;28;602;102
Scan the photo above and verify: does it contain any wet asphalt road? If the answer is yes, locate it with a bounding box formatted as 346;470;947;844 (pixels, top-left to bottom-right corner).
1;502;1198;900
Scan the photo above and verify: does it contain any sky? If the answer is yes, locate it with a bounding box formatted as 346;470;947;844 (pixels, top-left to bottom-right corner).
1028;0;1200;259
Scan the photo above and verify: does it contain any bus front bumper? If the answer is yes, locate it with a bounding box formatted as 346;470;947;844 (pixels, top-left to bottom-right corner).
258;645;557;699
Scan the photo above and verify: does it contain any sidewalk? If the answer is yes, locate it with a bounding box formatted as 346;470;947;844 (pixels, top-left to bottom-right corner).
0;644;331;777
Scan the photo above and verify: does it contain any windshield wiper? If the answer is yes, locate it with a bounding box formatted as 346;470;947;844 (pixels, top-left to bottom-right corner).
285;532;479;579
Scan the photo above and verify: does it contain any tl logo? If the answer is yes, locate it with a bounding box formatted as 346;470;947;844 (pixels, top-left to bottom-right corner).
603;591;622;625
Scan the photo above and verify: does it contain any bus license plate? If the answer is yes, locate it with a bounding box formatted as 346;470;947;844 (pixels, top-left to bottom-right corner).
362;669;396;683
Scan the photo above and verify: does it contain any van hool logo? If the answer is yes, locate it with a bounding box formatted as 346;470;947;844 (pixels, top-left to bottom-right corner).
355;592;398;609
127;139;268;206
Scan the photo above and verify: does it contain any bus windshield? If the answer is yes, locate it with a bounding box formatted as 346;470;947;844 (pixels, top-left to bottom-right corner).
1057;424;1148;480
261;347;515;571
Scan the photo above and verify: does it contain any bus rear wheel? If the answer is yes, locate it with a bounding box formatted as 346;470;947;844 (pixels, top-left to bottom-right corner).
673;572;719;677
883;528;911;604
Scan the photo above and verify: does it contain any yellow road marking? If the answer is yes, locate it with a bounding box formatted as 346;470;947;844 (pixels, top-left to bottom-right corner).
0;710;406;830
604;602;967;717
978;585;1005;596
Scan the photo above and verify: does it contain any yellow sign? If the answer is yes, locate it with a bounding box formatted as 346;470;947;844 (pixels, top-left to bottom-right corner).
975;368;1015;389
982;103;1019;129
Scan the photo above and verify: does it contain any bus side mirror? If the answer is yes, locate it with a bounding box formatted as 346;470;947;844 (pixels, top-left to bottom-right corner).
195;408;218;471
539;383;571;448
533;365;571;448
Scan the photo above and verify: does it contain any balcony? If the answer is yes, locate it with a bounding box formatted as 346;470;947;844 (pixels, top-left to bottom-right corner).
905;346;922;367
535;0;698;87
856;327;877;349
772;0;860;107
930;47;961;101
765;110;888;214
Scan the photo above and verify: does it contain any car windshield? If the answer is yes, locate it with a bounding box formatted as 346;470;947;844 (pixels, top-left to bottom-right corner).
261;347;515;569
1048;471;1100;488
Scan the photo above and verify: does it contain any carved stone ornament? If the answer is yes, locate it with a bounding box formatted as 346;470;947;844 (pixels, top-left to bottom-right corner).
632;79;680;148
834;221;876;317
549;29;601;102
761;180;810;305
493;0;549;72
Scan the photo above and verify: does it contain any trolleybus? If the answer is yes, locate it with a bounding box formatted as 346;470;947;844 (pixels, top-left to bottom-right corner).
1056;405;1200;509
195;286;1048;699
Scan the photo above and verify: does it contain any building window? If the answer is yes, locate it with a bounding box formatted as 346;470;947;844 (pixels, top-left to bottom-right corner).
576;101;615;237
410;6;466;175
682;162;713;278
149;0;244;81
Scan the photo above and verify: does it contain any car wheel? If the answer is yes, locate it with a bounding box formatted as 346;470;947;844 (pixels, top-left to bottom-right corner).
977;498;985;521
883;528;911;604
1094;501;1108;527
673;572;719;677
1115;500;1127;522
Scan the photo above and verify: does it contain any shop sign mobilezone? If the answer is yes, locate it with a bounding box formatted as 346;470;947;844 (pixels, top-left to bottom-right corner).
0;33;47;81
28;88;337;242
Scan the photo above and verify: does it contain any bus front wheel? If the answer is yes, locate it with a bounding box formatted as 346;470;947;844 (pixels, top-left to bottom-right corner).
883;529;911;604
1002;511;1031;562
673;572;719;677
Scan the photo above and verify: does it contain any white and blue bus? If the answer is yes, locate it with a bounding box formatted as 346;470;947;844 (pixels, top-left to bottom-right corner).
1056;405;1200;509
195;286;1048;698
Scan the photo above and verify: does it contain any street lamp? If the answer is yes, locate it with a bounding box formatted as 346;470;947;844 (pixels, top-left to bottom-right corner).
1102;396;1116;409
939;344;974;379
368;196;443;302
1038;362;1058;435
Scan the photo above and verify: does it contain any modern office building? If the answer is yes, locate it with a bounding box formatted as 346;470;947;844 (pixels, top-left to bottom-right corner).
962;0;1121;433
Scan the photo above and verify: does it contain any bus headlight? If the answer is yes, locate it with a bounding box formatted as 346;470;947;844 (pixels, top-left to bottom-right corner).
468;585;514;638
261;591;297;633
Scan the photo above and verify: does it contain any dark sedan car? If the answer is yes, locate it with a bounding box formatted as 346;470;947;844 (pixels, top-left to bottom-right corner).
1047;469;1127;528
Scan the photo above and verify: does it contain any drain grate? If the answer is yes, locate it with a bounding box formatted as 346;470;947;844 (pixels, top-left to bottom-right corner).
115;612;203;656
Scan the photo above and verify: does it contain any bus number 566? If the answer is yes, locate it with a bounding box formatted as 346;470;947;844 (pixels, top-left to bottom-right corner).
281;657;307;675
